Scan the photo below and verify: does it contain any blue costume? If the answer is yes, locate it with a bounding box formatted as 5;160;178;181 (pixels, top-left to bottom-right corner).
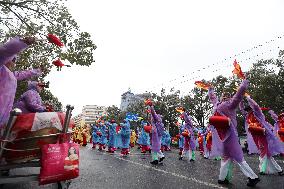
161;130;171;151
98;123;108;150
106;121;117;153
91;124;100;149
138;123;151;153
119;119;131;155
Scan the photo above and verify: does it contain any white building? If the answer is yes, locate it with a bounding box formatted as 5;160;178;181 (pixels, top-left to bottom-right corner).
82;105;107;125
120;89;148;111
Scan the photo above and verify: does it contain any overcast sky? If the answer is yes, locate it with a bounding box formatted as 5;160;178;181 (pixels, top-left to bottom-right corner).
46;0;284;115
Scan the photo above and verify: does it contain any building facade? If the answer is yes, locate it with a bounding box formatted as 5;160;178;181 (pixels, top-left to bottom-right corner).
120;89;147;111
82;105;107;125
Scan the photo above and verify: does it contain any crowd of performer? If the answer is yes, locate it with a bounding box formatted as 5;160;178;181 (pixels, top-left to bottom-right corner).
71;79;284;187
2;36;284;188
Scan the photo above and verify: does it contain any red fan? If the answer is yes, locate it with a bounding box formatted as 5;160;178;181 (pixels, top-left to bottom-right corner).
209;116;230;130
52;59;71;71
181;131;190;137
176;134;180;139
144;125;152;133
47;34;64;47
248;126;265;135
232;59;246;79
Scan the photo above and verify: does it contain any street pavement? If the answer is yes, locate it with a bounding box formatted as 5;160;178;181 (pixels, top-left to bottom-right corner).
2;144;284;189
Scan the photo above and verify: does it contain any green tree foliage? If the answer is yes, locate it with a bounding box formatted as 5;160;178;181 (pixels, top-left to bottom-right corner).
0;0;97;109
106;105;125;122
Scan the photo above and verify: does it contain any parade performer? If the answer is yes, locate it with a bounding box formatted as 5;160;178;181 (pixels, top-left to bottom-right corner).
130;130;137;148
179;110;196;161
138;122;151;153
208;79;259;187
245;96;284;175
269;110;284;145
81;125;89;147
178;122;185;160
197;131;204;155
14;81;46;113
146;100;165;165
119;119;131;156
239;101;259;155
116;124;122;150
98;122;108;150
0;36;40;128
203;125;222;160
106;120;117;153
161;130;171;151
91;124;100;149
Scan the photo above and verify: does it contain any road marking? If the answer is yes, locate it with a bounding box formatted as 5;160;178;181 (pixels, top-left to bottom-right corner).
113;155;225;189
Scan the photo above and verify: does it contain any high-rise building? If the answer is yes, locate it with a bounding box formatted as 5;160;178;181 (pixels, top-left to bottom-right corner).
120;89;148;111
82;105;107;124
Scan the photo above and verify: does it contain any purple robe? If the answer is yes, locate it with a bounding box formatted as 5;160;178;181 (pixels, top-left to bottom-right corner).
208;79;249;162
150;106;164;152
247;97;284;156
182;112;196;150
239;101;259;154
0;37;41;128
14;81;45;113
269;110;283;140
204;124;224;158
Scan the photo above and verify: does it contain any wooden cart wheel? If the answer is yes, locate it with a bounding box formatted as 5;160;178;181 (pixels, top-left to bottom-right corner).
57;180;71;189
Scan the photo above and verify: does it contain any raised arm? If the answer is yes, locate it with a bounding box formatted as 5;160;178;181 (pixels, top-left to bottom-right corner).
239;100;247;115
14;68;42;80
268;110;278;123
208;87;218;107
229;79;249;109
182;112;193;127
150;106;161;123
0;37;28;66
246;96;265;121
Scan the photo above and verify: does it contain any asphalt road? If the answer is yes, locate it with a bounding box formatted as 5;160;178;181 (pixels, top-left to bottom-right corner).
2;144;284;189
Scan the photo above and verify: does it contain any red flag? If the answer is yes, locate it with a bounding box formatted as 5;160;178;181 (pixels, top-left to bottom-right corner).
232;59;245;79
47;34;64;47
194;81;210;90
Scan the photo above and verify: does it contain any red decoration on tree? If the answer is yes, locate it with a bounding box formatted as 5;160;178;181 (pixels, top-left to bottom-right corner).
144;99;153;106
52;59;71;71
47;34;64;47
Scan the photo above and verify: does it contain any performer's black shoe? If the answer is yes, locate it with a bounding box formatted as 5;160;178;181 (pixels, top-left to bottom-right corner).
150;160;159;165
159;157;165;162
259;172;266;175
247;178;260;187
218;179;229;185
190;159;195;162
179;156;183;160
278;171;284;176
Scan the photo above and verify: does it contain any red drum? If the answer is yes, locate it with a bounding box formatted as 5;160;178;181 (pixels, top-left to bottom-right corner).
248;126;265;135
209;116;230;130
144;125;152;133
278;129;284;136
